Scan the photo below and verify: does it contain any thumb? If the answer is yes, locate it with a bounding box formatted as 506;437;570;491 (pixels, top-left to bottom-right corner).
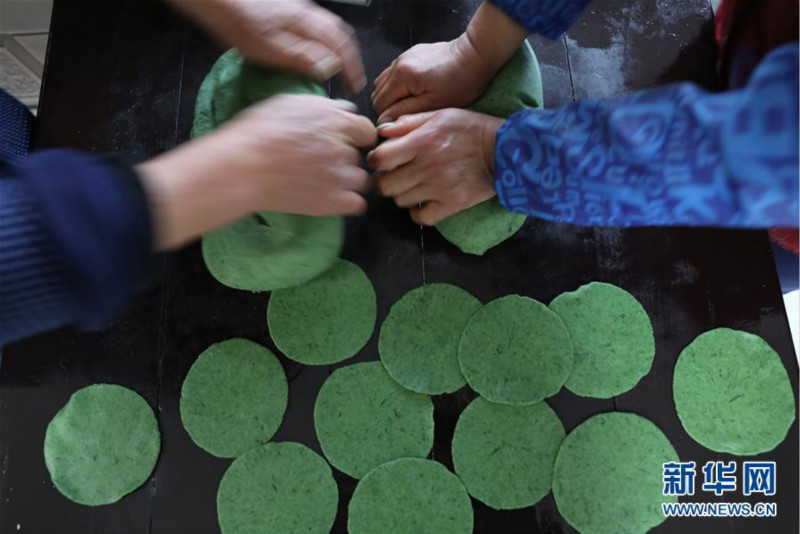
410;201;458;227
377;95;439;126
377;111;439;138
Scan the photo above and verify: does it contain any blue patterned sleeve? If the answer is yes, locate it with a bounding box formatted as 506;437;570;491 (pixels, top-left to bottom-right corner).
488;0;591;39
494;43;800;228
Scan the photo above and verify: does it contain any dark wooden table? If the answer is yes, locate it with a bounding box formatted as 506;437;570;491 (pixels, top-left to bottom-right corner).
1;0;797;532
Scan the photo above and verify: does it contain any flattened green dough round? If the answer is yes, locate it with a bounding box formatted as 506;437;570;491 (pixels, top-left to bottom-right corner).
314;361;434;479
217;442;338;534
348;458;473;534
180;338;288;458
194;49;344;292
44;384;160;506
434;42;542;256
452;397;565;510
549;282;655;398
459;295;573;405
673;328;795;455
379;284;481;394
268;259;376;365
553;412;678;534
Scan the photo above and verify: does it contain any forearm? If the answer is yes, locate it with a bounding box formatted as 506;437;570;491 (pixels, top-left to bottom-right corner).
487;0;591;39
457;2;529;76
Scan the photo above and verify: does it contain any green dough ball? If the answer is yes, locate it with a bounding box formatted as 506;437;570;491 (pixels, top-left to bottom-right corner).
434;41;542;256
451;397;565;510
180;338;288;458
673;328;796;455
379;284;481;394
553;412;678;534
435;199;527;256
549;282;655;398
193;49;343;292
217;442;338;534
44;384;160;506
348;458;473;534
314;362;434;479
459;295;573;405
267;259;376;365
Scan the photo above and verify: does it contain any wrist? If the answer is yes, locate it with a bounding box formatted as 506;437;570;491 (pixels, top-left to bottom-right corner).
463;2;528;74
481;115;505;185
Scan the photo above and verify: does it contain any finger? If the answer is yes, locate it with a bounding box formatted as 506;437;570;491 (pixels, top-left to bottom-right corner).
372;63;394;95
371;74;414;120
334;166;371;192
394;184;438;208
328;190;368;216
375;165;425;197
377;111;439;138
378;95;442;126
292;9;366;92
410;201;458;226
268;30;343;81
339;112;378;148
366;136;421;172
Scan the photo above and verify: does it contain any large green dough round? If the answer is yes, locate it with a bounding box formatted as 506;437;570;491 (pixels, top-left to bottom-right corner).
314;361;434;479
180;338;288;458
549;282;655;398
217;442;338;534
452;397;565;510
673;328;795;455
379;283;481;394
553;412;678;534
458;295;573;405
193;49;344;292
267;259;376;365
348;458;473;534
44;384;160;506
434;41;542;256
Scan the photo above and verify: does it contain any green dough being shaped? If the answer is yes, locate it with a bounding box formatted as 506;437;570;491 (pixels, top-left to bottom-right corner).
193;49;344;292
180;338;288;458
379;284;481;394
348;458;473;534
217;442;338;534
44;384;160;506
452;397;565;510
434;41;542;256
673;328;796;455
553;412;678;534
459;295;573;405
314;361;434;479
549;282;655;398
267;259;376;365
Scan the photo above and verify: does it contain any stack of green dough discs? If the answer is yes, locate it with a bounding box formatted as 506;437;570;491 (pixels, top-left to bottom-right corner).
193;49;344;292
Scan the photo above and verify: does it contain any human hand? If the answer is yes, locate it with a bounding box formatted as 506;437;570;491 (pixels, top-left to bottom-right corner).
169;0;366;92
139;95;377;250
367;109;504;226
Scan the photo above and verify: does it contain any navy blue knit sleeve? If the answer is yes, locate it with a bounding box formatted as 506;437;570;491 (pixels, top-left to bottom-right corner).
0;150;154;345
488;0;591;39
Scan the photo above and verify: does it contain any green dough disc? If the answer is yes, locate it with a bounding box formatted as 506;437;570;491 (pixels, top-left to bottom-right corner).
673;328;796;455
553;412;678;534
348;458;473;534
549;282;655;398
217;442;338;534
458;295;573;405
434;41;542;256
44;384;160;506
180;338;288;458
451;397;565;510
267;259;376;365
193;49;344;292
379;284;481;394
314;361;434;479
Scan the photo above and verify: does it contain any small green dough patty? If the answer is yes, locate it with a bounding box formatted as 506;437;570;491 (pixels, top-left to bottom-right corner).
268;259;376;365
459;295;573;405
549;282;655;398
673;328;795;455
314;361;434;479
348;458;473;534
44;384;160;506
217;442;338;534
194;49;343;292
379;283;481;394
434;41;542;255
553;412;678;534
452;397;565;510
180;338;288;458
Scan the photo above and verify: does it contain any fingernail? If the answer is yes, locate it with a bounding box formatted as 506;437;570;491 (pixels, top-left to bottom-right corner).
334;99;358;112
378;116;393;125
377;122;395;131
310;56;341;81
